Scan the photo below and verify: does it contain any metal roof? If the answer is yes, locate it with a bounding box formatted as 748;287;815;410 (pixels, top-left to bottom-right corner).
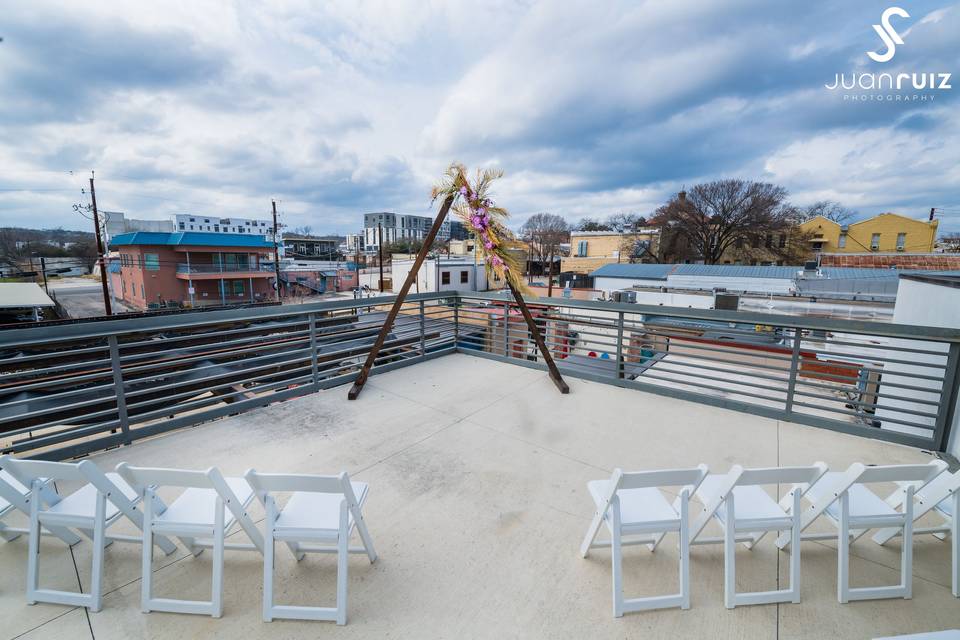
110;232;273;248
0;283;56;308
591;263;960;281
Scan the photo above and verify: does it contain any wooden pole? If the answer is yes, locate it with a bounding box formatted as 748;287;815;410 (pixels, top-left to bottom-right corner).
506;281;569;394
88;176;112;316
272;200;282;301
348;196;454;400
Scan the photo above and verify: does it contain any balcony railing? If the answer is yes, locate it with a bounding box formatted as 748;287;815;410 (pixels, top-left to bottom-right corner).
176;263;273;274
1;292;958;461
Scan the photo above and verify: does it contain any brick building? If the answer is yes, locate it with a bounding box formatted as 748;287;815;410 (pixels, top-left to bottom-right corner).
108;232;276;310
818;253;960;270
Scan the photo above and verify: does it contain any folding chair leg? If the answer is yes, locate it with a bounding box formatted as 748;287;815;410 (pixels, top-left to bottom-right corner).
838;493;850;604
211;502;225;618
580;509;604;558
141;490;154;613
789;489;802;604
89;493;107;613
679;491;690;610
26;482;41;605
724;496;736;610
263;498;275;622
353;510;378;564
953;491;959;598
336;501;349;626
610;496;623;618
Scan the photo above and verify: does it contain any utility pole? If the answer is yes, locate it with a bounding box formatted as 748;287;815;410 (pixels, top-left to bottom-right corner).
377;223;384;292
39;256;49;294
272;200;282;301
930;207;936;222
89;174;112;315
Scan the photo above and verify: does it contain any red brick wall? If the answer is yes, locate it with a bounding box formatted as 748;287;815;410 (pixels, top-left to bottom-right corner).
819;253;960;270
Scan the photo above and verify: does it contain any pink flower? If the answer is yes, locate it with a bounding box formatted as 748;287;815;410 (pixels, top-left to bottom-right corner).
484;241;494;250
459;186;468;196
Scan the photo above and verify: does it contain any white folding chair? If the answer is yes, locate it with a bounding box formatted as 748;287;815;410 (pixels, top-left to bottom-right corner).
0;456;177;612
580;465;709;617
774;461;946;603
872;468;959;598
115;463;263;618
0;466;81;546
689;463;828;608
245;469;377;625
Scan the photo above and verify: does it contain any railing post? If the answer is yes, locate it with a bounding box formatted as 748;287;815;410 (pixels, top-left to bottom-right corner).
932;342;960;452
309;312;319;390
453;298;460;350
107;335;132;445
503;303;510;358
783;328;803;418
615;311;625;380
419;300;426;357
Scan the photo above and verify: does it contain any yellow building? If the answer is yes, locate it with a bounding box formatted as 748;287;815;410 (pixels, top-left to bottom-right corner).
798;212;938;256
560;230;660;274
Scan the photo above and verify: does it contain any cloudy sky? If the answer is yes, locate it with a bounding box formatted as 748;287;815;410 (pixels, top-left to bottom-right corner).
1;0;958;235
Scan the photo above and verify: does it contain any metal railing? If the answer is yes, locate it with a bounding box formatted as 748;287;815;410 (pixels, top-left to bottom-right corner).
1;291;958;460
176;263;273;274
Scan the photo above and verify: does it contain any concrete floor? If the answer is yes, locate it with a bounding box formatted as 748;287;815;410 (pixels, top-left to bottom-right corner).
1;354;957;639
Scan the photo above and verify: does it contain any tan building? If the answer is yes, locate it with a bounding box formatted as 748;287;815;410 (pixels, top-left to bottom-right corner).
798;212;938;256
561;230;659;274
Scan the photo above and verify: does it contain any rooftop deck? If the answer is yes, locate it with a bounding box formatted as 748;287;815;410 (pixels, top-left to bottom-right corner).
2;355;957;639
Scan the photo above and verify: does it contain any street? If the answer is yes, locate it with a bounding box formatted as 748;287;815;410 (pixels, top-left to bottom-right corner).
47;277;112;318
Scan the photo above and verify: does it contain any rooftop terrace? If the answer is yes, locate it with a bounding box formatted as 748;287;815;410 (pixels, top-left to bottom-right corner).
2;355;958;639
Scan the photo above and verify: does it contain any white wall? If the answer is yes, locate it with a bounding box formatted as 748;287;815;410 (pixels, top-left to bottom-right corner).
874;279;960;456
391;259;488;293
594;277;667;291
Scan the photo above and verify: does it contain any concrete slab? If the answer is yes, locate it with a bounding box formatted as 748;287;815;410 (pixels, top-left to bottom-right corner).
0;354;956;639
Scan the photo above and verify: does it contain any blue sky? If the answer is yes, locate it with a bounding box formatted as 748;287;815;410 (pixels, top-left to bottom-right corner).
1;1;958;235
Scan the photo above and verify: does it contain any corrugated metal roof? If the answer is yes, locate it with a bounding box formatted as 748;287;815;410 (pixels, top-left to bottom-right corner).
590;262;960;281
110;232;273;248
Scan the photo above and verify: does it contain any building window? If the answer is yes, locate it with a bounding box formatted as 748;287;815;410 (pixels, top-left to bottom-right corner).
838;233;847;248
178;222;185;230
460;270;469;284
751;235;760;249
871;233;881;250
577;240;588;256
896;233;906;250
140;284;145;298
144;254;160;271
765;234;773;249
233;280;245;296
734;236;743;249
778;234;786;248
441;271;450;285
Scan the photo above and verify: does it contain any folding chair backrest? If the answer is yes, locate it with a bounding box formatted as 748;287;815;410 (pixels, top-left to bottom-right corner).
736;462;827;488
1;456;88;485
619;464;709;492
116;464;218;491
245;470;358;506
856;462;943;485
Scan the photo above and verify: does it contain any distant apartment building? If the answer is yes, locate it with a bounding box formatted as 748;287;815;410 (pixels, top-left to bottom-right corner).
172;214;273;239
282;235;339;259
344;233;366;255
798;213;938;256
108;231;276;310
561;230;660;274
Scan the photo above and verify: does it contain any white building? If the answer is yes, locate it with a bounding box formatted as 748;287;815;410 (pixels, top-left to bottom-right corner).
172;214;273;238
391;257;489;294
874;274;960;457
103;211;173;242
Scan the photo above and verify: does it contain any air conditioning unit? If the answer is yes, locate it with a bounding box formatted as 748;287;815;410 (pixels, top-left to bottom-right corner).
611;290;636;303
871;245;880;251
714;293;740;311
896;246;904;251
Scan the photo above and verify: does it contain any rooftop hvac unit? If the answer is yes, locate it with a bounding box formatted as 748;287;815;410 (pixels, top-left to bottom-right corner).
611;290;636;303
714;293;740;311
803;260;818;271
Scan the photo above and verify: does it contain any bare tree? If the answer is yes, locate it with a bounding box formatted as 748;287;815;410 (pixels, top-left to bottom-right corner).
521;213;569;296
606;212;648;232
649;179;800;265
802;200;855;225
940;233;960;252
574;217;612;232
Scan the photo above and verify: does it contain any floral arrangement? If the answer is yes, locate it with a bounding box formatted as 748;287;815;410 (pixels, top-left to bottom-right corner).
431;162;527;293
